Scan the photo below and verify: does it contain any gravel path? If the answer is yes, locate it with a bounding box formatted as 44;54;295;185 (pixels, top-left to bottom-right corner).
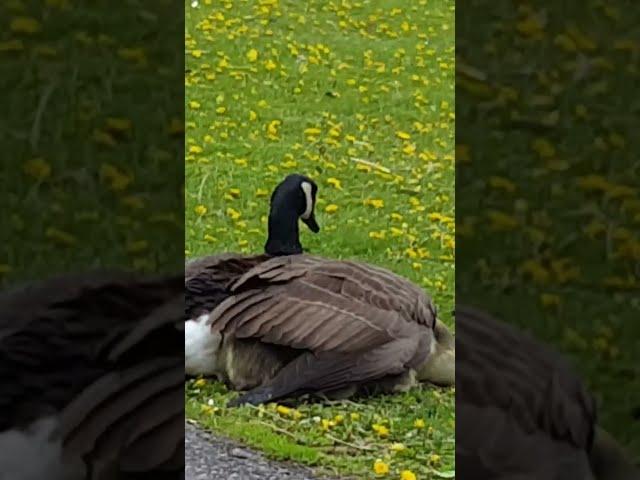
185;421;331;480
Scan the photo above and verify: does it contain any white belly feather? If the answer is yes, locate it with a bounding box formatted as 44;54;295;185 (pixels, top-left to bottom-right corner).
185;314;222;377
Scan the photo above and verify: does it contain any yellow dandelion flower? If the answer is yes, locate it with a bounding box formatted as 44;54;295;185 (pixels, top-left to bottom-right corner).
429;453;441;465
531;138;555;158
234;158;248;166
276;405;291;416
396;131;411;140
189;101;201;109
372;423;390;437
100;163;132;191
0;39;24;52
246;48;258;62
228;188;241;198
304;127;322;136
401;471;416;480
321;419;335;431
414;419;425;429
105;117;132;134
266;120;281;139
576;174;611;191
350;413;360;421
194;205;207;216
540;293;561;308
488;176;517;193
402;143;416;155
325;204;339;213
364;198;385;209
264;59;277;71
369;230;386;240
227;208;241;220
45;227;77;246
486;210;518;231
23;158;51;181
326;177;342;189
189;145;203;154
520;259;550;283
92;129;117;147
10;17;41;34
390;443;406;452
373;459;390;475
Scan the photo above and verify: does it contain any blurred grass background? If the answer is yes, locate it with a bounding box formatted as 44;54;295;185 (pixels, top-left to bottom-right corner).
456;0;639;460
0;0;184;287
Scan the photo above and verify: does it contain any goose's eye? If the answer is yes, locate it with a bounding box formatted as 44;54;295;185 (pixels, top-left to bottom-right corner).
300;181;313;219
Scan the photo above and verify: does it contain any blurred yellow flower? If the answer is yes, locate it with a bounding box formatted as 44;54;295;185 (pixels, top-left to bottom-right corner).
372;423;390;437
373;459;390;475
194;205;207;216
276;405;291;416
325;204;339;213
413;419;425;429
401;471;416;480
365;198;385;209
227;208;241;220
23;158;51;180
10;17;41;34
327;177;342;189
246;48;259;62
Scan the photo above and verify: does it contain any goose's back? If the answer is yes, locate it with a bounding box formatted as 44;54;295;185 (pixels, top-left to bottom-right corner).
456;305;597;477
207;254;436;358
185;253;270;319
230;254;437;327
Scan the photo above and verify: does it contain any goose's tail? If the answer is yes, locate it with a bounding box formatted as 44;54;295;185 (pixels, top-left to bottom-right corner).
590;426;640;480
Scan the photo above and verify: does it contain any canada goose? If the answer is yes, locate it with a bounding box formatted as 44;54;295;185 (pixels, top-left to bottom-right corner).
185;174;455;407
0;271;184;479
455;305;639;480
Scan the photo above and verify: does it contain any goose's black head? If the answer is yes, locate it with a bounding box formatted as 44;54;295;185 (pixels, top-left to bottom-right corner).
265;174;320;256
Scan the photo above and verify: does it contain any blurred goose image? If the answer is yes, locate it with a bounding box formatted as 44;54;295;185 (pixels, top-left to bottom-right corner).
456;305;639;480
0;271;184;479
185;173;455;406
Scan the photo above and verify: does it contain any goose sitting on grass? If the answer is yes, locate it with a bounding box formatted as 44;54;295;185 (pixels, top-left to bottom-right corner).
185;173;455;407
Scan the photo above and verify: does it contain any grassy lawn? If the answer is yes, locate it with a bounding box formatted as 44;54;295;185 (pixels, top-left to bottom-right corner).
185;0;455;478
0;1;184;285
457;0;639;461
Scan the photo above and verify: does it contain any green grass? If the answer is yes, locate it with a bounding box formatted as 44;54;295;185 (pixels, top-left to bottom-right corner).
457;0;640;461
0;0;183;286
185;0;455;478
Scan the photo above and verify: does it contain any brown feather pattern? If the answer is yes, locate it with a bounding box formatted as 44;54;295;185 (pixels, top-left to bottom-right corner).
455;304;597;470
0;271;184;477
187;252;438;399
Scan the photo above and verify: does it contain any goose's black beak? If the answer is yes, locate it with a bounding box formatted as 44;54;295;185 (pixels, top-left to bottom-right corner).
302;212;320;233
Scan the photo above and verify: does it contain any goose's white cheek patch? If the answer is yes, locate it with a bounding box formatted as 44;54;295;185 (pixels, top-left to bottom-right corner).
300;181;313;220
185;315;222;376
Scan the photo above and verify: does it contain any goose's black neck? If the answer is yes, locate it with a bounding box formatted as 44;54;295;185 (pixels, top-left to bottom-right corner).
264;204;303;256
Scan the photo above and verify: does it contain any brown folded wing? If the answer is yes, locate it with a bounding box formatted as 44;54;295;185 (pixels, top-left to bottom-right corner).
456;305;597;455
209;254;436;354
